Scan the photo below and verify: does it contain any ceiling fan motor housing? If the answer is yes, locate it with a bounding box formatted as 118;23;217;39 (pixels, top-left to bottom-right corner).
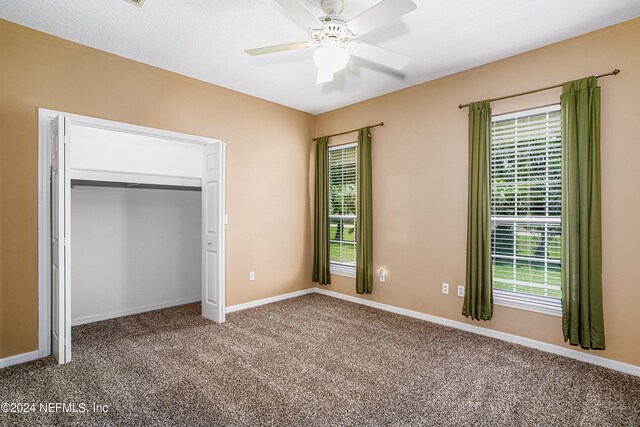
320;0;344;16
311;16;352;47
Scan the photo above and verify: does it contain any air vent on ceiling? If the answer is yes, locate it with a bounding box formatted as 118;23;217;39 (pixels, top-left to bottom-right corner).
123;0;145;6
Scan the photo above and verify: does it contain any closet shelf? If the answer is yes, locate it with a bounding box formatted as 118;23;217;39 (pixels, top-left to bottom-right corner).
71;179;201;191
69;168;202;189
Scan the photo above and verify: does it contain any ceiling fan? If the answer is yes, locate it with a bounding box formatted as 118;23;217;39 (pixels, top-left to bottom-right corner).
246;0;417;84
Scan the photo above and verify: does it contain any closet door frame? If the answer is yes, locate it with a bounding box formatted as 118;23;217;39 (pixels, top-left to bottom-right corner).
37;108;226;361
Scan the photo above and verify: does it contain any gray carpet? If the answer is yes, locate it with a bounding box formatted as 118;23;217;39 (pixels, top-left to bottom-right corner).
1;293;639;426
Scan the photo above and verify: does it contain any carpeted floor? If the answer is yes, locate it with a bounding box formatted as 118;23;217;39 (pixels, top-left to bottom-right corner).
1;293;639;426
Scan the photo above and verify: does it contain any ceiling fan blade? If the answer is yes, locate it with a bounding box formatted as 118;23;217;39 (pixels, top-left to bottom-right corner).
274;0;324;31
245;42;311;56
350;41;411;70
347;0;417;36
316;68;334;84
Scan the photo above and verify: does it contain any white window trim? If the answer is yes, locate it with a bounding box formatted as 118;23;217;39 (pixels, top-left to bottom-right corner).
491;104;563;317
331;262;356;278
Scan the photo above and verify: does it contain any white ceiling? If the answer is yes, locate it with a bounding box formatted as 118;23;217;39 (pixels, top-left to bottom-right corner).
1;0;639;114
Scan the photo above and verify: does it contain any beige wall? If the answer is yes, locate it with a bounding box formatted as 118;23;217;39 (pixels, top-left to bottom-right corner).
313;18;640;366
0;20;314;358
2;17;639;366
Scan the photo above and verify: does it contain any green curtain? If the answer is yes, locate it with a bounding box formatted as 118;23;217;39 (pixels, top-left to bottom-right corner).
462;100;493;321
561;77;605;349
356;128;373;294
312;136;331;285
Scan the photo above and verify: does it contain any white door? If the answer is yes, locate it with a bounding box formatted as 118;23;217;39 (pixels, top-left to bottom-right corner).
51;115;71;363
201;142;225;323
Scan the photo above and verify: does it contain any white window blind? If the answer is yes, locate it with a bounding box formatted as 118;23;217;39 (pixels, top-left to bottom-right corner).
491;105;562;314
329;143;357;269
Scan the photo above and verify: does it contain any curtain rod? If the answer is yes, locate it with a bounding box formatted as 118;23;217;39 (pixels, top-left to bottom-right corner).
458;69;620;109
313;122;384;141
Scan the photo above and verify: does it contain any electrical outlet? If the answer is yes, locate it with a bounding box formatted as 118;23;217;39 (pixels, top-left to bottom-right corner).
379;269;386;283
249;271;255;281
457;285;465;297
442;283;449;294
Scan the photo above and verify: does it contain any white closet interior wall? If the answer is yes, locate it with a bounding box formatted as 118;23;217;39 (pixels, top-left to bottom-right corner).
68;124;204;325
71;185;201;325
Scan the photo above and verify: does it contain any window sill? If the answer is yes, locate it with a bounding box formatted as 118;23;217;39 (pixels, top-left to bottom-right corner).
494;289;562;317
330;263;356;279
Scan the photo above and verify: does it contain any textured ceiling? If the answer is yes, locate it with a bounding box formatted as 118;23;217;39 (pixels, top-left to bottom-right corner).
1;0;639;114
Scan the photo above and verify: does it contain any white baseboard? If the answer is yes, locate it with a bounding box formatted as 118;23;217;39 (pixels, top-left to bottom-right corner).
71;296;201;326
313;287;640;377
225;288;315;314
0;351;39;369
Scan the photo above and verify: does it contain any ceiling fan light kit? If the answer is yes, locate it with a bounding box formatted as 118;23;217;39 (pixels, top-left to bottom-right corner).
246;0;417;84
313;38;350;79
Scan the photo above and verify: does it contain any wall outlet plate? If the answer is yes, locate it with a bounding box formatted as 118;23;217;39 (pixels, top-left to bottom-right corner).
249;271;255;281
442;283;449;294
457;285;465;297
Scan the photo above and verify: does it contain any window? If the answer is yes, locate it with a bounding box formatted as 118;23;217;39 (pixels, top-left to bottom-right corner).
491;105;562;315
328;143;357;277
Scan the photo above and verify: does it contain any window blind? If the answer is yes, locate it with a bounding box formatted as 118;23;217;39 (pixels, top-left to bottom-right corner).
328;143;357;266
491;105;562;308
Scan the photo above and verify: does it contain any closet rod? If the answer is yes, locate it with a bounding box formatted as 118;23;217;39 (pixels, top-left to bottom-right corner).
70;180;201;191
458;69;620;109
313;122;384;141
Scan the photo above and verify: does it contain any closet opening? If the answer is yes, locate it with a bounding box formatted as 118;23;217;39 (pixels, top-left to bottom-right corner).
70;180;202;327
38;109;226;364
